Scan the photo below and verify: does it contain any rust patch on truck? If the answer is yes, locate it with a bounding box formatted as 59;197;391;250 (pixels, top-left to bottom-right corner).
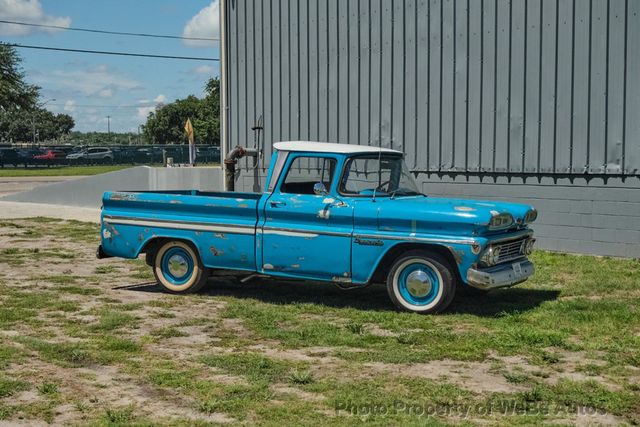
210;246;224;257
445;245;464;265
104;223;120;237
109;192;138;202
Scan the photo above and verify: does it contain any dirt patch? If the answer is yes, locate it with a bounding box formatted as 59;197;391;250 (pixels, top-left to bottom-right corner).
247;344;341;365
4;358;234;425
366;324;399;337
492;351;626;392
363;360;524;394
271;384;326;402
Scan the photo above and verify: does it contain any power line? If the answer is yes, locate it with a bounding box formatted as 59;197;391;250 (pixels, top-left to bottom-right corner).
0;19;219;41
49;104;145;109
5;43;219;61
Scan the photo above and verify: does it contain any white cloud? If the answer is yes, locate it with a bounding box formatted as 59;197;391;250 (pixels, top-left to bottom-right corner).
0;0;71;36
182;0;219;48
30;64;141;97
192;65;214;75
63;100;76;112
137;106;156;119
154;94;166;103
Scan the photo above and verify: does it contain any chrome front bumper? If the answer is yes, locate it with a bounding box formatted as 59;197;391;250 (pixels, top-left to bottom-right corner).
466;259;534;290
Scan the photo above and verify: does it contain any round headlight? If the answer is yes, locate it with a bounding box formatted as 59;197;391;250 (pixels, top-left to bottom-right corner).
524;209;538;224
489;213;514;230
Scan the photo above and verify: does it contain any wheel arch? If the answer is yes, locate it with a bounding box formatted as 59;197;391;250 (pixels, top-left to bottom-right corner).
139;235;201;265
369;242;462;284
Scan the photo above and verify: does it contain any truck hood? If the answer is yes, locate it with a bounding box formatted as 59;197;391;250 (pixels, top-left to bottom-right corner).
372;196;535;236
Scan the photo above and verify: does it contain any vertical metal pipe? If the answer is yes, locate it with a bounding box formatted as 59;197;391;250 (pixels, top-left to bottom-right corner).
220;0;229;191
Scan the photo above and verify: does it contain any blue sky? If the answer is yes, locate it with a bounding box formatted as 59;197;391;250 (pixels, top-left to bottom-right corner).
0;0;219;132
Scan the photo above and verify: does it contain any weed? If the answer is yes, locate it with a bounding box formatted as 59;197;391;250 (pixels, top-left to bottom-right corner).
289;369;314;385
37;382;59;396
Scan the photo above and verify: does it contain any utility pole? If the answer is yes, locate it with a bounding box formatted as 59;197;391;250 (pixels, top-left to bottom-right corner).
32;98;56;146
107;116;111;136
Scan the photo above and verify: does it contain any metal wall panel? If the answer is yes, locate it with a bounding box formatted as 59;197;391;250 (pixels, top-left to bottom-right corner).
224;0;639;176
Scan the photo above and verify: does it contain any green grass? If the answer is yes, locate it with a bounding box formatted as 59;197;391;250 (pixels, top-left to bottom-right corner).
0;218;638;425
16;337;93;367
150;327;188;339
288;369;314;385
101;406;135;424
0;165;130;177
92;311;137;331
0;377;29;398
37;382;59;396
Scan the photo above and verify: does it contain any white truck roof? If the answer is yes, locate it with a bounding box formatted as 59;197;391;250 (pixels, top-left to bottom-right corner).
273;141;402;155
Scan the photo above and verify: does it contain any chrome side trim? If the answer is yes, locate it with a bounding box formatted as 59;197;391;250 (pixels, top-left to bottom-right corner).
261;226;351;238
353;233;477;245
104;215;486;245
102;215;255;235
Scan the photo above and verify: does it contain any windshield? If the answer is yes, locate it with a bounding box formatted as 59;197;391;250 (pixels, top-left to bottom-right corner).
339;155;421;197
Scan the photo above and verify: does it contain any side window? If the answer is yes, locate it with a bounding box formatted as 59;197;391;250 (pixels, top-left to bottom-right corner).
280;156;336;195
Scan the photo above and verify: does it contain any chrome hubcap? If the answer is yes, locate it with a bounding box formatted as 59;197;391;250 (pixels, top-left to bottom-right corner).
406;270;432;297
168;254;189;278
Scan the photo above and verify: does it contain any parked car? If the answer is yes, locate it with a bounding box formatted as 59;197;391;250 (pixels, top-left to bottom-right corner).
67;147;114;164
197;146;221;163
33;149;67;166
133;148;155;164
98;141;538;314
16;149;43;167
0;148;20;167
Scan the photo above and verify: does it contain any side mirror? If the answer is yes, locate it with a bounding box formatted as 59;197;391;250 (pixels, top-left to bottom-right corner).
313;182;328;196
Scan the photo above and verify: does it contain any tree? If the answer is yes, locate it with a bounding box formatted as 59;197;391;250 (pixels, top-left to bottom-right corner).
0;108;75;143
0;43;75;142
0;44;39;111
142;77;220;145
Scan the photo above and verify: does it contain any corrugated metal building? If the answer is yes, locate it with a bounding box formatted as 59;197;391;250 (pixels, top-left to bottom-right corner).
220;0;640;257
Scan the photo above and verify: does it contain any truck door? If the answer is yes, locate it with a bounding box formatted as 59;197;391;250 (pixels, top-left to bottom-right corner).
261;154;353;282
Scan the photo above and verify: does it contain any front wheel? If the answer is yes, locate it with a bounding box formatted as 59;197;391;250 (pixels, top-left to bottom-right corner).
153;240;209;293
386;250;456;314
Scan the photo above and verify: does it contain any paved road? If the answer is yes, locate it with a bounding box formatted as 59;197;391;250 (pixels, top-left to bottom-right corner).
0;176;99;223
0;176;88;197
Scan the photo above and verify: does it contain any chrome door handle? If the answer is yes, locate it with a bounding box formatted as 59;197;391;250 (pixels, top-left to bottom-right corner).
269;201;286;207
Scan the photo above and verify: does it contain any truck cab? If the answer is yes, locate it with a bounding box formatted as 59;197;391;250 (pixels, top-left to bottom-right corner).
99;141;537;314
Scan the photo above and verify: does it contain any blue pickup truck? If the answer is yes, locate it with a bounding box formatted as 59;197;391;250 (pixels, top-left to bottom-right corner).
98;141;537;314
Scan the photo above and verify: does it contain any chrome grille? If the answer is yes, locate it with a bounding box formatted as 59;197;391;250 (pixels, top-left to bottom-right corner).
495;237;527;263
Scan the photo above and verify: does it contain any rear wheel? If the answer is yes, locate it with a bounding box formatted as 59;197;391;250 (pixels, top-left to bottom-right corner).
386;250;456;314
153;240;209;293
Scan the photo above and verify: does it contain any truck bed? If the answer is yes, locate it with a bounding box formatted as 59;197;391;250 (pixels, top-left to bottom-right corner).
100;190;260;272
